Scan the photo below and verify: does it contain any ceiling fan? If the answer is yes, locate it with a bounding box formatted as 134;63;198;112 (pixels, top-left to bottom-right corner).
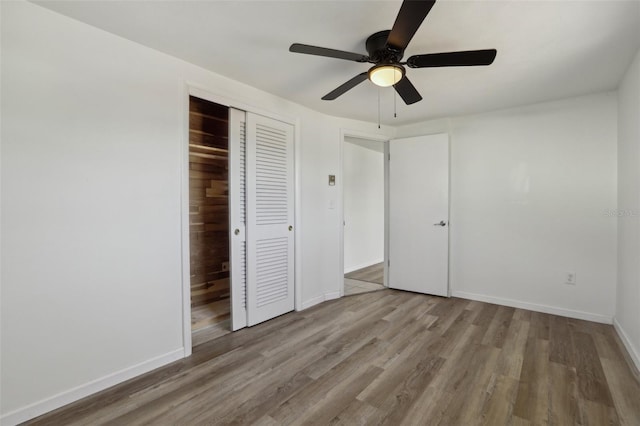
289;0;497;105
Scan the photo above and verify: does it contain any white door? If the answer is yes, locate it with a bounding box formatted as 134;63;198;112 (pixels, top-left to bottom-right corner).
246;113;295;326
229;108;248;330
389;134;449;296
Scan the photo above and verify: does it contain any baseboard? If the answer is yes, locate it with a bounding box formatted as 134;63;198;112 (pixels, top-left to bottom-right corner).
324;291;341;301
300;291;342;311
0;348;184;426
613;318;640;373
300;294;326;310
344;259;384;275
452;291;613;324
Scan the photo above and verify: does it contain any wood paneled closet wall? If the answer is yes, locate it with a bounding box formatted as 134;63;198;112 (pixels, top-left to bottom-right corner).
188;96;230;335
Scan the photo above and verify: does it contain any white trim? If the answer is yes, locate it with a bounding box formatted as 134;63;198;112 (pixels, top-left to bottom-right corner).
613;318;640;373
445;131;452;298
339;130;345;298
339;129;390;298
383;140;390;289
180;84;192;357
294;118;303;312
340;128;393;142
300;291;342;311
344;259;385;275
301;294;326;310
452;290;613;324
324;291;341;301
0;349;184;426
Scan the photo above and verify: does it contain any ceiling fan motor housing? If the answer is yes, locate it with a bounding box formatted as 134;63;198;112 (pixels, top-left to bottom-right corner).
366;30;404;63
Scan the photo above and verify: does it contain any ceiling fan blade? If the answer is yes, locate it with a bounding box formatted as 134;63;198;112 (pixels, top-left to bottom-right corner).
290;43;369;62
407;49;497;68
394;77;422;105
386;0;436;51
322;73;369;100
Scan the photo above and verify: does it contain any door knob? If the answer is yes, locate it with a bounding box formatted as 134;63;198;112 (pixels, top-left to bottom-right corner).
234;229;240;235
288;225;293;231
433;221;447;227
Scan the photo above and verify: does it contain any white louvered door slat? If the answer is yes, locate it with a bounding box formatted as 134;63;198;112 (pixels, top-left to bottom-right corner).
246;113;294;326
229;108;248;331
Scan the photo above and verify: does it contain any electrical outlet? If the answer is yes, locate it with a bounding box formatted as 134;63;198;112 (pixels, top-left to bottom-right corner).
565;272;576;285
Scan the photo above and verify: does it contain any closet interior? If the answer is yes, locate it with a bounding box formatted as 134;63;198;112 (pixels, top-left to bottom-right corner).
188;96;232;345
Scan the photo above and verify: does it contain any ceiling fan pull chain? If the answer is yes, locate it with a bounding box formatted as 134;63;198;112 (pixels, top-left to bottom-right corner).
394;86;397;118
378;87;381;129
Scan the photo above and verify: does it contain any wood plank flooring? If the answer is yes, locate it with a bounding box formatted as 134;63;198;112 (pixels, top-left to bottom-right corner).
192;319;231;347
345;262;384;285
344;278;385;295
26;290;640;426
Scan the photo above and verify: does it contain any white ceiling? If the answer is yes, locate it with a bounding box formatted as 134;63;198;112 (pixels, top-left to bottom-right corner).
35;0;640;125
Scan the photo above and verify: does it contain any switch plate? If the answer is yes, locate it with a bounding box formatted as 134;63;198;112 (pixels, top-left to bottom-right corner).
565;272;576;285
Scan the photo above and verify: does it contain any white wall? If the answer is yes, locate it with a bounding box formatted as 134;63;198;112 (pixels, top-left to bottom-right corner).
0;1;393;422
398;92;618;323
343;142;384;273
616;48;640;370
0;1;629;423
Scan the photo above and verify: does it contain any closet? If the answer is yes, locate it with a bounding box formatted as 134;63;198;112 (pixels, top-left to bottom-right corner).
188;95;296;345
188;97;231;342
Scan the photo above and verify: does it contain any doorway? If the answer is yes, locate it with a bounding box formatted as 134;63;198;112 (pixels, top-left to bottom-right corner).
188;96;232;346
342;135;388;296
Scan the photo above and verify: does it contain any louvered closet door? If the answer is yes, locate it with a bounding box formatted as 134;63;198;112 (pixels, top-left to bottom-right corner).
229;108;248;330
246;113;295;326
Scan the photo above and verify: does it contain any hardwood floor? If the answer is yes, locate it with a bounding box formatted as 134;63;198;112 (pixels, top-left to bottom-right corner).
26;290;640;426
192;319;231;347
345;262;384;285
344;278;385;295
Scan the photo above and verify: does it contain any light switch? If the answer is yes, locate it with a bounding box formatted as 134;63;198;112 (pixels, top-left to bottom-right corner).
328;175;336;186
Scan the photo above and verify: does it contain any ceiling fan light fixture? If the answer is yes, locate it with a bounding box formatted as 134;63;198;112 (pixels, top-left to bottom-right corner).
368;64;405;87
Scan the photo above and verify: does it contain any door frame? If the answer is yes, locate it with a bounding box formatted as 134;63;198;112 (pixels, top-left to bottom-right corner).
339;129;390;297
181;83;302;357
